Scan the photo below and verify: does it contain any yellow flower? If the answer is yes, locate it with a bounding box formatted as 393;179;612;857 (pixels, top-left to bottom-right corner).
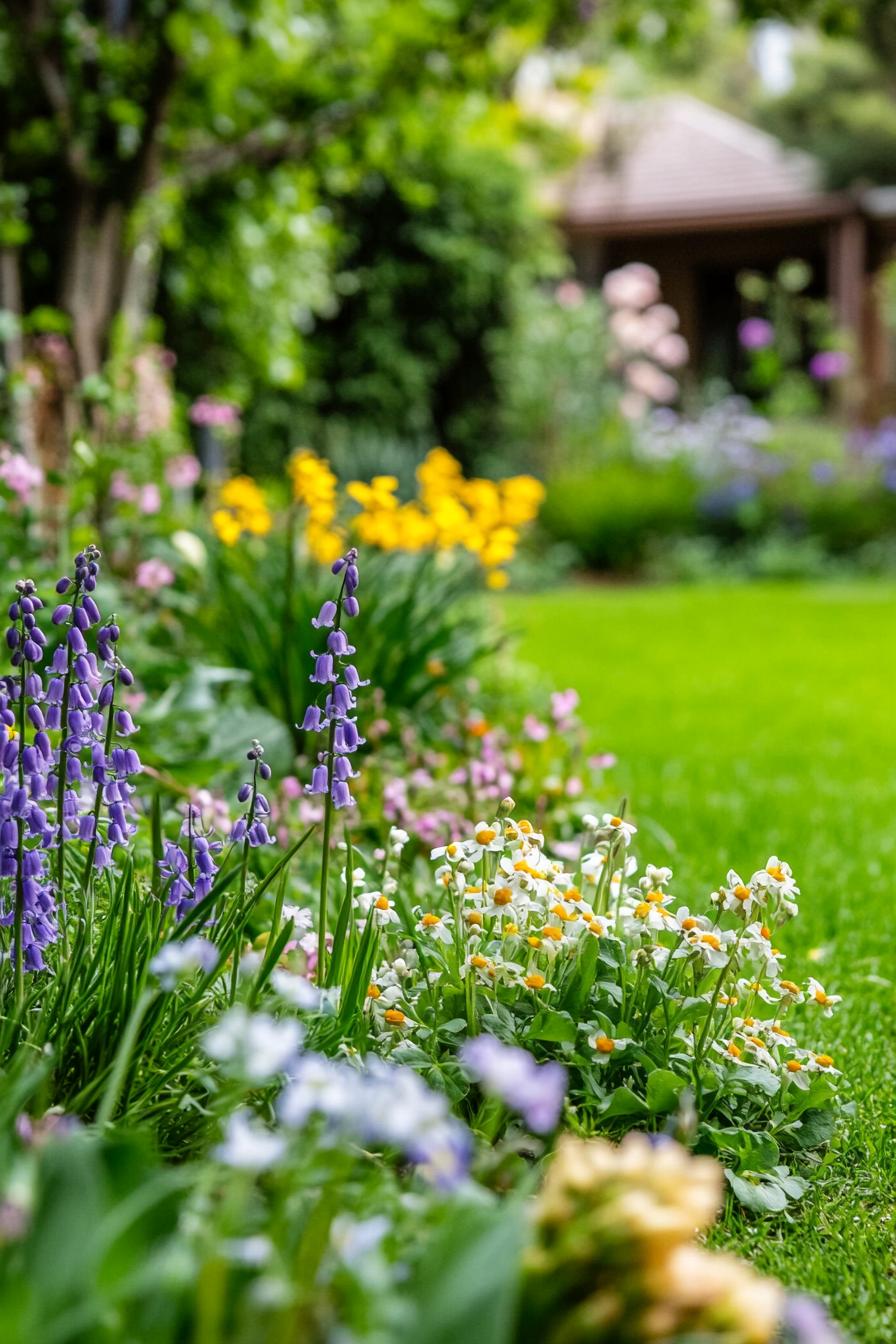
211;473;273;545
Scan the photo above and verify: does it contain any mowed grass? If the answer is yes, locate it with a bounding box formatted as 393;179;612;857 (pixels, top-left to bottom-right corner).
506;581;896;1340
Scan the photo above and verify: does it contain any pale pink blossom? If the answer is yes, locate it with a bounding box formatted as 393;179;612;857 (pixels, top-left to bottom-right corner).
165;453;201;490
138;483;162;515
189;396;241;429
135;557;174;592
602;262;660;311
625;359;679;404
0;446;43;505
555;279;585;308
652;332;689;369
109;470;139;503
523;714;550;742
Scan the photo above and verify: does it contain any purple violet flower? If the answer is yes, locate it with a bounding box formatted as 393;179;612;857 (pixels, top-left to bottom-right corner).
460;1034;567;1134
738;317;774;350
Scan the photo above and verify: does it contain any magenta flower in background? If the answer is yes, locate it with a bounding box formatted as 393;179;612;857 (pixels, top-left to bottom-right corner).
135;558;175;592
165;453;201;490
189;395;242;430
738;317;774;350
809;350;850;381
0;447;43;505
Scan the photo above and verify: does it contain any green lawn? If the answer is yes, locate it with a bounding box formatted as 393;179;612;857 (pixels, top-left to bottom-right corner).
507;581;896;1341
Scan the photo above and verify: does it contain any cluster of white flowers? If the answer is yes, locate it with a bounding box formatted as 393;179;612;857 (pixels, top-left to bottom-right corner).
359;811;842;1094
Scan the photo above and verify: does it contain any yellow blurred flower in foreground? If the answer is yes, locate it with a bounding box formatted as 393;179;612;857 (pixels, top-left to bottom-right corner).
211;475;272;545
524;1133;782;1344
288;449;345;563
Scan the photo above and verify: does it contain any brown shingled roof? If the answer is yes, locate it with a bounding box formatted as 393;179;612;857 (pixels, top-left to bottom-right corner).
561;95;849;233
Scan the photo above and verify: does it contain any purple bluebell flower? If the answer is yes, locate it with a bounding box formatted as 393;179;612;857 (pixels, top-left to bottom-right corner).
160;800;224;920
229;740;276;849
302;548;367;811
460;1034;567;1134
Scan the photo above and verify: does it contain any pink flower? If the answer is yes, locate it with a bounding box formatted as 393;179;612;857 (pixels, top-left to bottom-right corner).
0;447;43;505
602;263;660;311
523;714;550;742
134;557;174;592
555;279;585;308
138;483;162;515
588;752;617;770
189;395;241;429
165;453;201;489
109;470;139;503
281;775;302;801
550;689;579;724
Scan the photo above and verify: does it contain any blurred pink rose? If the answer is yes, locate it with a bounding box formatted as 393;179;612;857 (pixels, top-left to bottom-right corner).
602;262;660;311
164;453;201;489
134;557;174;592
652;332;689;369
625;359;679;404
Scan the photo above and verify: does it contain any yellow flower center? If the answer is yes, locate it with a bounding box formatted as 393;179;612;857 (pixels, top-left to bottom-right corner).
493;887;513;906
541;925;563;941
700;933;722;950
609;816;623;827
476;828;497;845
733;884;751;901
594;1036;615;1054
779;980;801;995
518;820;533;834
503;922;519;936
814;989;831;1005
375;896;390;910
421;913;441;927
681;917;698;931
525;973;545;990
634;902;651;919
470;955;489;970
727;1041;742;1058
527;936;542;948
465;911;483;926
815;1054;835;1068
366;984;381;999
767;864;787;882
384;1009;405;1025
786;1059;802;1072
646;889;665;903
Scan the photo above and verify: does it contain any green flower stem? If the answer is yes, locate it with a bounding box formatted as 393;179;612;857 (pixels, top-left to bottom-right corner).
230;758;259;1005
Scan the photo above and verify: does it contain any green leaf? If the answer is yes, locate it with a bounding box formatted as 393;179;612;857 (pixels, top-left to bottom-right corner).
645;1068;685;1113
407;1196;524;1344
725;1171;788;1214
599;1086;649;1119
526;1009;577;1044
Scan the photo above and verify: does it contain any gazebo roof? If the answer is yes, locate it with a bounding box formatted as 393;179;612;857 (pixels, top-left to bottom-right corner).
561;95;850;234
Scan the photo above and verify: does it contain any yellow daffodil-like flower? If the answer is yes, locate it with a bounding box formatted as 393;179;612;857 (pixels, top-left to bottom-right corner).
271;445;544;584
288;449;346;562
211;475;272;545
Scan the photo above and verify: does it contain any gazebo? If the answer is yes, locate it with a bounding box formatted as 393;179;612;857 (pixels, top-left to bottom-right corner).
557;95;896;409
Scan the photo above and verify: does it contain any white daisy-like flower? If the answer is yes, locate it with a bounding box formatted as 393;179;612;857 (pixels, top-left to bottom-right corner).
601;812;637;844
807;976;842;1016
